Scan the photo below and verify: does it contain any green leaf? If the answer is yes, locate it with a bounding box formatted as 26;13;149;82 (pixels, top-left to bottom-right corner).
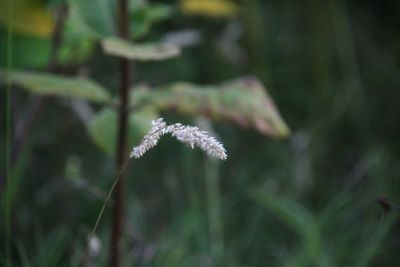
354;214;397;267
0;5;95;68
130;77;290;138
130;10;151;40
57;28;95;65
32;228;69;267
0;27;51;68
145;4;175;22
0;0;54;68
3;71;111;103
67;0;115;38
87;107;158;156
252;192;320;267
252;192;318;245
129;2;175;39
102;37;180;61
0;25;95;68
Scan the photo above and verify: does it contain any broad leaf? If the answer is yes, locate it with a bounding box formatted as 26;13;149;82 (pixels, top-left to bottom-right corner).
67;0;115;38
0;28;51;68
3;71;111;103
88;107;158;156
102;37;180;61
130;77;290;138
0;0;54;68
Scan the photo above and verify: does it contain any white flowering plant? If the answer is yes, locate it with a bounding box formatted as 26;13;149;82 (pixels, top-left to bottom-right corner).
131;118;227;160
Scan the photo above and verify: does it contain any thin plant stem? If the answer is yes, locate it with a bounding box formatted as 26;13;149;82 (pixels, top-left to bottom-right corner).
110;0;131;266
205;158;224;265
5;0;13;266
80;161;129;267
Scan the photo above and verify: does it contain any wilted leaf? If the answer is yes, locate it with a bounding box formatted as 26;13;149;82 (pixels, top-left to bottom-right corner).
130;77;290;138
88;107;158;156
3;71;111;103
102;37;180;61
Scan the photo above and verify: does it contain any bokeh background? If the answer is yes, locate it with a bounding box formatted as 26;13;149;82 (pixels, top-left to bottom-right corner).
1;0;400;266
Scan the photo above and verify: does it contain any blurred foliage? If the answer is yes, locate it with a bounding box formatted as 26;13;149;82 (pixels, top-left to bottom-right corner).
2;71;111;103
130;78;290;137
102;36;181;60
67;0;115;38
129;1;175;39
4;70;287;156
1;0;400;266
0;0;54;37
88;107;158;157
180;0;239;18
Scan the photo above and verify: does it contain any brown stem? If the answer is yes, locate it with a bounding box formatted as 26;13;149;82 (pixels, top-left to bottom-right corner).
110;0;131;266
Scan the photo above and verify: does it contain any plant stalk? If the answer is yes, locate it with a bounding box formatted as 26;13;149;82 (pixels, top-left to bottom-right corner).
110;0;131;266
205;158;224;265
5;1;13;266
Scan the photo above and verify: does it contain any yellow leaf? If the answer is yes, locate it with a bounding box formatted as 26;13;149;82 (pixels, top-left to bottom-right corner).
180;0;239;18
0;0;54;38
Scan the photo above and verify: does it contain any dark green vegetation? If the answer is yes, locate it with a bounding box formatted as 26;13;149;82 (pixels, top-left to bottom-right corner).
1;0;400;266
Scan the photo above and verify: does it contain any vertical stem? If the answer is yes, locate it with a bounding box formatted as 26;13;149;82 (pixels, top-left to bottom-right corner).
110;0;130;266
48;5;67;71
204;158;224;265
5;1;13;266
